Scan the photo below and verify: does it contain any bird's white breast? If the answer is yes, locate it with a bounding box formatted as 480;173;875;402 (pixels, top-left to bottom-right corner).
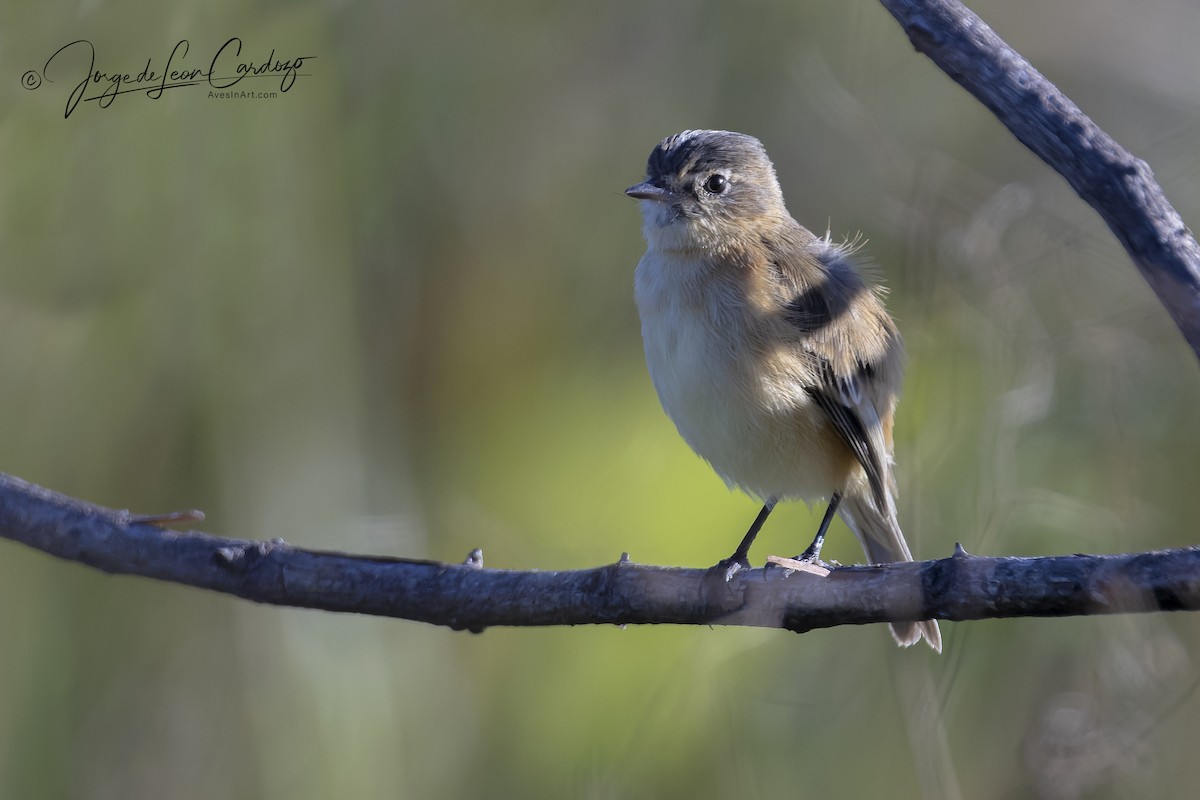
634;249;843;502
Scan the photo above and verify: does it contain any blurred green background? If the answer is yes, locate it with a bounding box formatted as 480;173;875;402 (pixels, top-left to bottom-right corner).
3;0;1200;797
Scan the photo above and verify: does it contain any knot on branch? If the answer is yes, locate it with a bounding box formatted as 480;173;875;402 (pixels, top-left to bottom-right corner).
214;538;287;574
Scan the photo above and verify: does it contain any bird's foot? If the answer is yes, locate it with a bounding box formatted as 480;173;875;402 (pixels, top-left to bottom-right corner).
712;555;751;582
793;542;832;569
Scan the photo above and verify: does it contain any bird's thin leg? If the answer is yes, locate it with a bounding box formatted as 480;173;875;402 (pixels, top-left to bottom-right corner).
717;499;776;580
796;492;841;564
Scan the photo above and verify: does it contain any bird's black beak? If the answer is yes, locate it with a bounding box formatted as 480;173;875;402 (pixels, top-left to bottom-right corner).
625;182;672;202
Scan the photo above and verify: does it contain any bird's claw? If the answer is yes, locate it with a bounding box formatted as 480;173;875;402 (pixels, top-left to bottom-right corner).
793;543;831;568
714;556;751;582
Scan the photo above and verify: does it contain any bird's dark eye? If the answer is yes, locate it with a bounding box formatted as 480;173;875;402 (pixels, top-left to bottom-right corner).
702;174;729;194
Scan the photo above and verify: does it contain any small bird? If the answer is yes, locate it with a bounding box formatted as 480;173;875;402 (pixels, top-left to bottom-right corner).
627;130;940;651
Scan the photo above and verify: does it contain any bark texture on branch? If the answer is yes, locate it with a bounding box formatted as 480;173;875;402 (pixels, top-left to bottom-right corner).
879;0;1200;361
2;473;1197;634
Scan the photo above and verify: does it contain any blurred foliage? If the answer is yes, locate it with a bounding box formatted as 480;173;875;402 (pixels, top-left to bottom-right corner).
2;0;1200;797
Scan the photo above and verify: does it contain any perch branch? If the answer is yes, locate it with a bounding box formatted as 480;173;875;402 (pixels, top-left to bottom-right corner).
879;0;1200;361
2;473;1198;634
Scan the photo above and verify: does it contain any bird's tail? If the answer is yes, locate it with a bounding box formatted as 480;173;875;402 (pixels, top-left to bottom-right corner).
837;492;941;653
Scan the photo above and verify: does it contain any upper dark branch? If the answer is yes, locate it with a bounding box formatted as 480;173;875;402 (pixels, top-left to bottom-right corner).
878;0;1200;361
1;472;1198;634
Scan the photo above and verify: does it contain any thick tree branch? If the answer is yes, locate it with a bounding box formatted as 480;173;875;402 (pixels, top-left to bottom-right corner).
879;0;1200;361
2;473;1198;634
